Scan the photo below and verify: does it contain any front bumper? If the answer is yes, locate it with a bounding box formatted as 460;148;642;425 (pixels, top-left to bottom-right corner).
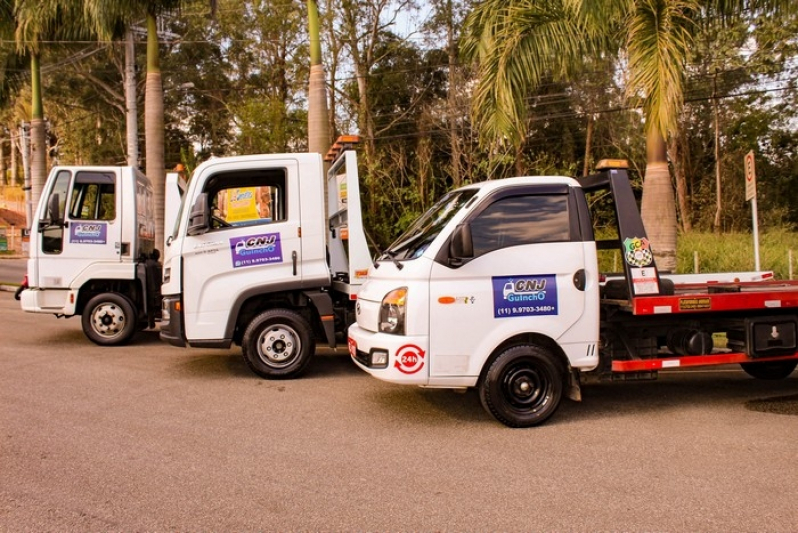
159;295;186;347
347;324;429;385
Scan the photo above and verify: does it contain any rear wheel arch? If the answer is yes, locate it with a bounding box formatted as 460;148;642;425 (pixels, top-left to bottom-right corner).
75;279;140;316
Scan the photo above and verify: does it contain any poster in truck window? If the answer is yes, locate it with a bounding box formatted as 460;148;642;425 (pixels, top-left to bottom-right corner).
222;187;273;224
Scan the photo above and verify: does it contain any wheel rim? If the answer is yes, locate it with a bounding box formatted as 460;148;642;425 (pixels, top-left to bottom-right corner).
90;302;127;339
500;359;552;413
257;324;301;368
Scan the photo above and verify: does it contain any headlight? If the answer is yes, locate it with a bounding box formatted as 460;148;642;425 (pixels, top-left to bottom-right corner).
379;287;407;335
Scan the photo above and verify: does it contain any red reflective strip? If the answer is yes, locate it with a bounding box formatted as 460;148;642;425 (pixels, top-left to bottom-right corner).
612;352;798;372
632;288;798;315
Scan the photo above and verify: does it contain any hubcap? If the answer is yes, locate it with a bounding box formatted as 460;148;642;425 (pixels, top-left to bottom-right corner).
257;324;300;368
502;362;550;411
91;303;126;338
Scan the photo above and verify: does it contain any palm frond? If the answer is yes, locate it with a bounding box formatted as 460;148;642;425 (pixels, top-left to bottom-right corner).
626;0;697;137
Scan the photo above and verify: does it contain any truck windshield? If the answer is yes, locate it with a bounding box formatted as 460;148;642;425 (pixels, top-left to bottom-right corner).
382;189;478;260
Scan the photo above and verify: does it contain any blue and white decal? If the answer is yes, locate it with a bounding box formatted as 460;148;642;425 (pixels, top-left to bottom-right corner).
70;223;107;244
492;275;558;318
229;232;283;268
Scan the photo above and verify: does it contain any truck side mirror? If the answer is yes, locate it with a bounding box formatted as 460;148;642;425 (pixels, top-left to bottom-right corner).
187;192;210;236
449;223;474;266
39;193;63;231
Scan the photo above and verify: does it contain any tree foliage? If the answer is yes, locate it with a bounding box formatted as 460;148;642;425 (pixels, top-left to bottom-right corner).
0;0;796;252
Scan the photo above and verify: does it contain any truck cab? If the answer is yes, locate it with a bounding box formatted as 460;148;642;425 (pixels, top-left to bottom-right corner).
349;173;601;413
20;166;162;345
160;139;372;379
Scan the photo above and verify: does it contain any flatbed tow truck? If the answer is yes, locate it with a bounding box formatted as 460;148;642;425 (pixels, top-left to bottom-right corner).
348;159;798;427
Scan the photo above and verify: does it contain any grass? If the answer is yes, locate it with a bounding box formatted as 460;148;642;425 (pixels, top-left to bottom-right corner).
598;230;798;279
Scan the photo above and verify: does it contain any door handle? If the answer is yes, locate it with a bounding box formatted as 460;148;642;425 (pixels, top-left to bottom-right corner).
292;251;297;276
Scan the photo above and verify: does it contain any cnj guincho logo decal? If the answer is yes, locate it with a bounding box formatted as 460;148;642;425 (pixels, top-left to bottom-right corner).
229;232;283;268
70;223;107;244
492;274;558;318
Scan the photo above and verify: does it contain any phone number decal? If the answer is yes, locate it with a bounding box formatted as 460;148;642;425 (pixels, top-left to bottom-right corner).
496;305;556;316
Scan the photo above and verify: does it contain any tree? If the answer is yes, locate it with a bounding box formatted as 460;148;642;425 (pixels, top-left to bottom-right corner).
13;0;89;219
462;0;796;272
86;0;216;253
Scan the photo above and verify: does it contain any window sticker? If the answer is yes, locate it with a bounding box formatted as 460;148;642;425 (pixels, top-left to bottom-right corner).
70;223;107;244
230;232;283;268
493;275;558;318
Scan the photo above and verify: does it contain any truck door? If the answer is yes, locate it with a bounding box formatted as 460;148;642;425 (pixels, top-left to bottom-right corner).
428;185;594;378
180;160;302;342
35;169;123;288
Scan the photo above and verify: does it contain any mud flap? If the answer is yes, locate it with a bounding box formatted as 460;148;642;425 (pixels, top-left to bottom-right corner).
567;368;582;402
303;290;337;349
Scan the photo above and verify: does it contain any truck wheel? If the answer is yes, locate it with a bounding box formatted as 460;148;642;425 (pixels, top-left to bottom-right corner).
81;293;137;346
479;344;564;428
242;309;315;379
740;360;798;380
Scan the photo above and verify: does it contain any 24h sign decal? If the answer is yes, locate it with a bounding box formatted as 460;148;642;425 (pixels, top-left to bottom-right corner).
395;344;425;374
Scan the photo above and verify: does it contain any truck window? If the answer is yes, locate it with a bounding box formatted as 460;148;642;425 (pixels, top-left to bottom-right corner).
470;194;570;257
41;170;71;254
69;172;116;221
205;169;286;230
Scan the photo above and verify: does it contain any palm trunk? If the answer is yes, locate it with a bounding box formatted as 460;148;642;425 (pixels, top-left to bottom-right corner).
125;28;139;168
712;75;722;234
10;130;18;187
640;128;677;272
0;136;6;186
145;12;165;253
30;52;47;218
308;1;330;156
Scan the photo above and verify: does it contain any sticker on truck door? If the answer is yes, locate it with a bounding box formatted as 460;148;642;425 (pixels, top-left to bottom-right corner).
70;223;107;244
492;275;558;318
229;232;283;268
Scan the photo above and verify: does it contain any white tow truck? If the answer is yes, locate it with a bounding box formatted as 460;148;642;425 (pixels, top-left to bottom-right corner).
348;160;798;427
160;136;372;378
18;166;166;345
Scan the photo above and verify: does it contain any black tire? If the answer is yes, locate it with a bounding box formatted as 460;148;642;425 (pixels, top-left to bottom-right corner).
740;360;798;380
479;344;565;428
81;293;137;346
242;309;315;379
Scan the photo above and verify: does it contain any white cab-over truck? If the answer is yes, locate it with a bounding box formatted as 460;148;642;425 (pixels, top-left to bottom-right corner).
160;136;372;378
348;160;798;427
19;166;165;345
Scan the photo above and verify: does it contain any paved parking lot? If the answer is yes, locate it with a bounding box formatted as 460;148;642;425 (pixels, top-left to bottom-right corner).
2;290;797;531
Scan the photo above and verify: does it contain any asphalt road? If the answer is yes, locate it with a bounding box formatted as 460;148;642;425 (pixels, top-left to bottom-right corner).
2;290;798;531
0;257;25;285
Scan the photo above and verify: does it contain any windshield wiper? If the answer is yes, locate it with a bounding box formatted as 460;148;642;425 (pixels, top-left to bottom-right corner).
380;249;404;270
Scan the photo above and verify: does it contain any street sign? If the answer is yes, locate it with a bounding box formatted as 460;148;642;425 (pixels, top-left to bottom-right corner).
745;150;757;201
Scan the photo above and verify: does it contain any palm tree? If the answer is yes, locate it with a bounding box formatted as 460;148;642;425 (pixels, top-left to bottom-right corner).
462;0;795;272
87;0;216;252
13;0;87;220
